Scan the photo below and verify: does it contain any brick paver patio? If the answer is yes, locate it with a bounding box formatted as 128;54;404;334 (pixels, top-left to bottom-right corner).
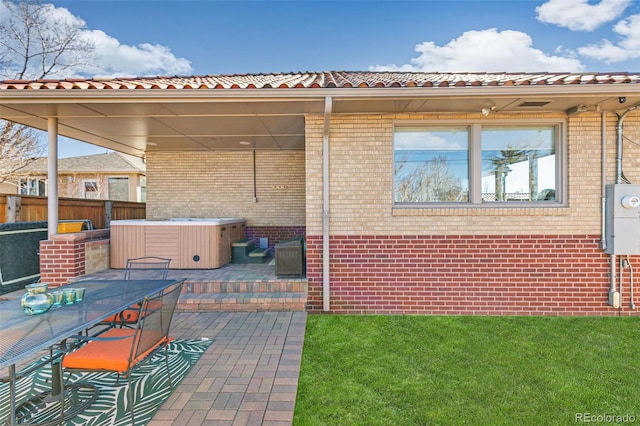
148;311;307;426
3;264;307;425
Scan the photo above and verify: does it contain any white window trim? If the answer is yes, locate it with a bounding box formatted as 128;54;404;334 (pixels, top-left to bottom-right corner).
18;177;47;196
393;118;568;208
82;179;99;199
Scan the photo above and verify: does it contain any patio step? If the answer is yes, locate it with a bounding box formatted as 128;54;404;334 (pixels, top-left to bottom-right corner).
72;264;308;312
182;280;306;294
177;291;306;312
177;279;307;312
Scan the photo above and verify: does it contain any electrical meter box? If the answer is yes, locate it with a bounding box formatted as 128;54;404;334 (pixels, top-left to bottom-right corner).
605;184;640;254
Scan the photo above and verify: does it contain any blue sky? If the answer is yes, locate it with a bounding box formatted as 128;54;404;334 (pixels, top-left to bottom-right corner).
5;0;640;156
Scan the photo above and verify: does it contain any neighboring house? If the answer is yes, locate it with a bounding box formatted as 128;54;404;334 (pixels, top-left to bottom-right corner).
0;181;16;194
1;71;640;316
10;152;146;202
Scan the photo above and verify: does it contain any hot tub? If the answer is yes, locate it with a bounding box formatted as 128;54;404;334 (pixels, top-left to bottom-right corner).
110;218;245;269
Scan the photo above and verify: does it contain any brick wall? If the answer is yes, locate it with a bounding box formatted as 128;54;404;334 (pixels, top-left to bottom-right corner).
305;112;620;236
146;151;305;227
304;111;640;315
85;238;110;274
40;236;85;287
39;229;110;286
306;234;640;315
245;226;306;248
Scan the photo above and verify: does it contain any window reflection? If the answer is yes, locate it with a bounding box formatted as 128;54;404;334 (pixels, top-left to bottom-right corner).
394;127;469;202
481;127;556;202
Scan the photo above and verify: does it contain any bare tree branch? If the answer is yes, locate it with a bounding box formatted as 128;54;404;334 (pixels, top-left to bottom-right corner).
0;121;42;184
0;0;96;185
395;155;466;202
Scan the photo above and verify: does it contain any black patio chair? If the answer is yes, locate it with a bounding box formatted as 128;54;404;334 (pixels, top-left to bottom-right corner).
101;256;172;328
124;256;171;280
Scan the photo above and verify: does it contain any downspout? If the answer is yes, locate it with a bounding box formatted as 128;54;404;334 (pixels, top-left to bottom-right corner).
322;96;332;311
600;111;607;251
47;118;59;238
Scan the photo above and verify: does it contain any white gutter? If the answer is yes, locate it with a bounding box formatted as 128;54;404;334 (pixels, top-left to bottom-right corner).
323;96;332;311
3;85;640;109
47;118;58;238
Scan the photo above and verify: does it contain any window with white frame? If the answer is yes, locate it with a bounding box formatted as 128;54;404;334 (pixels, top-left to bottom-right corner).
394;122;562;205
18;178;46;196
83;180;99;199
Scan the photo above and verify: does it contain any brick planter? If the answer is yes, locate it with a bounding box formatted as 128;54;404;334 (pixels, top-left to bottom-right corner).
39;229;110;287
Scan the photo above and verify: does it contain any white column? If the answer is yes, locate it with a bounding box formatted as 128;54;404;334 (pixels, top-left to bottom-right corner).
47;118;58;238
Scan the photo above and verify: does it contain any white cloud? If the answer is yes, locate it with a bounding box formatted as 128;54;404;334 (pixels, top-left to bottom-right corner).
78;30;193;78
0;2;192;79
395;132;465;151
535;0;631;31
370;29;584;73
578;14;640;63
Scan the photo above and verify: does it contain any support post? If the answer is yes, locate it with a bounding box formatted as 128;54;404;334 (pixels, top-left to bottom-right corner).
47;118;58;238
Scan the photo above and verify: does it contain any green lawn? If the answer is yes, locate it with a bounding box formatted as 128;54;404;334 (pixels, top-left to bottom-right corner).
294;315;640;426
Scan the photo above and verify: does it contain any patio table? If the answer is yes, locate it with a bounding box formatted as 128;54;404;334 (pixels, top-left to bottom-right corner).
0;279;181;426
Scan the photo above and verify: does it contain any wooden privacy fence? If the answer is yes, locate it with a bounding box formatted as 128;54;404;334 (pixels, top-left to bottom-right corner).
0;194;145;229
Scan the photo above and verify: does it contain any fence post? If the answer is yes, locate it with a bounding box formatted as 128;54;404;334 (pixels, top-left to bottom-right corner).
104;201;113;228
6;196;21;223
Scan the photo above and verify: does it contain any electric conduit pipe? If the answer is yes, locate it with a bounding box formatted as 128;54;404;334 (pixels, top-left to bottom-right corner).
600;111;619;306
611;103;640;309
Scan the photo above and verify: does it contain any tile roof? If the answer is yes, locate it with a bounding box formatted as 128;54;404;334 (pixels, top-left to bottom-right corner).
1;71;639;91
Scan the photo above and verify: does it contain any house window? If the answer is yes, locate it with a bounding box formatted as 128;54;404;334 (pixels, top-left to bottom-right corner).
481;127;556;202
108;177;129;201
140;176;146;202
394;127;469;202
394;122;562;205
83;180;99;199
18;178;46;196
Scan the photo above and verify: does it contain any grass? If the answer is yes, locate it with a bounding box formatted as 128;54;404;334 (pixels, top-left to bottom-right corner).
293;315;640;425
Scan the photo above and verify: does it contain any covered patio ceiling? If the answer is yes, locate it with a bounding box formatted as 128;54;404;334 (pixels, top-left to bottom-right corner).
1;72;639;158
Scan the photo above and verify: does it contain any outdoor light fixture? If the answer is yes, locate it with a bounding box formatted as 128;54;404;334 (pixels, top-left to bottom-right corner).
481;105;496;117
566;105;588;116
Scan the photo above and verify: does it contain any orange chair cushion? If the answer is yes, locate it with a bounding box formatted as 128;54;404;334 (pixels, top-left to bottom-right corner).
62;328;168;373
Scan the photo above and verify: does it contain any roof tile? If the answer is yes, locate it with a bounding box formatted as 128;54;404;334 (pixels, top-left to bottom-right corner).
2;71;640;91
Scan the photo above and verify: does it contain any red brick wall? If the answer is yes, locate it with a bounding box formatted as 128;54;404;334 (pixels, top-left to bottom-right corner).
39;238;85;287
245;226;306;249
39;230;110;287
306;234;640;316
